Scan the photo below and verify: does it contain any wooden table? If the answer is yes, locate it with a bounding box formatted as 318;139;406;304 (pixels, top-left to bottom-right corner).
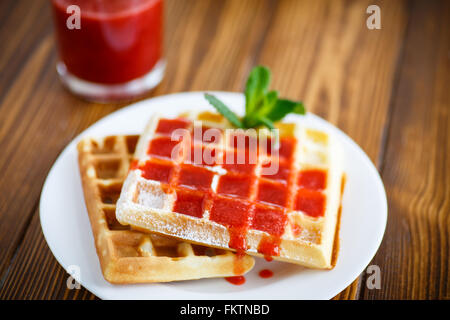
0;0;448;300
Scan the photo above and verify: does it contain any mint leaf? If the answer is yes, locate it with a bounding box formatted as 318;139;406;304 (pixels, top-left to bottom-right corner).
265;99;305;122
243;90;278;128
293;101;306;115
203;67;306;131
204;93;243;128
255;90;278;117
254;115;275;130
245;66;271;114
262;90;278;113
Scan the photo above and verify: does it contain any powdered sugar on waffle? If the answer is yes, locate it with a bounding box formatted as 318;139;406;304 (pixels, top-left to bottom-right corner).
116;112;344;268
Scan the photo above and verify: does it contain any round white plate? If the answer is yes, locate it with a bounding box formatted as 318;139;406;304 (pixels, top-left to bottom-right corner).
40;91;387;300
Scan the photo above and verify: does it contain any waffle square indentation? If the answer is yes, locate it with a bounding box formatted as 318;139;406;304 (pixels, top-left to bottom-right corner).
155;118;191;135
173;188;205;218
295;188;326;217
177;164;215;190
216;174;253;198
209;196;252;228
251;204;287;236
261;159;290;182
99;182;123;204
140;160;173;183
222;149;257;174
94;159;121;179
278;137;296;160
256;179;288;207
298;169;327;190
147;136;181;159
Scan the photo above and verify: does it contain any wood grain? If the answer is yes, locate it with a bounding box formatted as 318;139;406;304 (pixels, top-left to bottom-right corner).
0;0;127;293
0;0;447;300
0;0;281;299
360;0;450;299
0;213;97;300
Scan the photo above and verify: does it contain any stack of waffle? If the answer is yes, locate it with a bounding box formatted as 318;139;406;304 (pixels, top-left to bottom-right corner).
78;134;254;283
78;111;344;283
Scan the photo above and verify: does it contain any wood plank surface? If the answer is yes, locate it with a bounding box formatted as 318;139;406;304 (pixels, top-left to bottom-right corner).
0;0;447;300
360;0;450;299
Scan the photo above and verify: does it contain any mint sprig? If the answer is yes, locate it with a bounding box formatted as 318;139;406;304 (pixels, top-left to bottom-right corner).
245;66;271;115
204;66;305;130
204;93;243;128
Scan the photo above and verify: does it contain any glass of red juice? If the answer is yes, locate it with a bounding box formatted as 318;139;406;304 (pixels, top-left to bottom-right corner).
51;0;164;102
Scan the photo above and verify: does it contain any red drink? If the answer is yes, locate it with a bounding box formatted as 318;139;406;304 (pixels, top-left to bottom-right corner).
51;0;164;102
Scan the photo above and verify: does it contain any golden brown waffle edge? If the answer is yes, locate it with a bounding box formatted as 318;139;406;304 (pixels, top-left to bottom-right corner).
77;134;255;284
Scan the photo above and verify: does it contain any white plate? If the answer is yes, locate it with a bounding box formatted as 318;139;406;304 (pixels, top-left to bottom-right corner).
40;91;387;300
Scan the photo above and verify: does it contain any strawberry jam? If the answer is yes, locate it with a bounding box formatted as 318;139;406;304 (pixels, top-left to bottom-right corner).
209;196;251;229
155;118;191;135
178;165;214;191
225;276;245;285
258;235;282;258
216;174;253;198
259;269;274;278
298;169;327;190
256;180;288;207
173;188;205;218
251;205;287;236
295;188;326;217
140;160;173;183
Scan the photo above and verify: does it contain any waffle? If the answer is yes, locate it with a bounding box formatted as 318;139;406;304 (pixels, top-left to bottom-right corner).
116;111;344;269
77;134;255;284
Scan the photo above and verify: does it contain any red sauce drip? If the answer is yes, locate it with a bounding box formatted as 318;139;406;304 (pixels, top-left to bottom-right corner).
259;269;274;278
228;229;248;275
229;229;247;252
209;196;253;276
258;235;281;258
225;276;246;285
227;224;250;276
232;251;247;275
264;256;273;262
